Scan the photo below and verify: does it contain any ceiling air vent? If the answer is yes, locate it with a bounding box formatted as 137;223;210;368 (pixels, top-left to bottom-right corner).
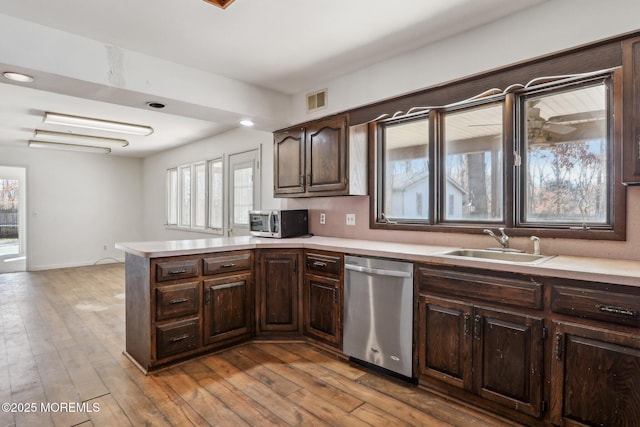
307;89;327;113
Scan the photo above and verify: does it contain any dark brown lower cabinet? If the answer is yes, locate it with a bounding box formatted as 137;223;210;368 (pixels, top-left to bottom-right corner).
156;318;200;360
551;321;640;427
419;295;472;389
473;306;544;418
419;294;544;419
304;273;341;347
256;249;302;334
203;272;253;345
303;250;343;349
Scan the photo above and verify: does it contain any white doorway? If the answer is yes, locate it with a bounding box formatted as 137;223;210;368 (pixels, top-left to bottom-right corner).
0;166;26;273
228;148;261;237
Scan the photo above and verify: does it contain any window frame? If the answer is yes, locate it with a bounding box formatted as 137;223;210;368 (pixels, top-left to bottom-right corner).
165;157;226;235
178;164;191;228
437;98;510;226
516;76;613;230
370;69;625;240
207;157;224;233
166;168;178;226
375;112;433;225
192;161;207;230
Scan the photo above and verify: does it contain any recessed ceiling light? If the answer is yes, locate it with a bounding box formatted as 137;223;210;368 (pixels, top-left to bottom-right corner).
28;140;111;155
240;119;254;127
34;130;129;147
3;71;34;83
146;101;165;109
44;112;153;136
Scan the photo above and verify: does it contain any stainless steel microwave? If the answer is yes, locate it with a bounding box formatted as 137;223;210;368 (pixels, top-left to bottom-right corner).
249;209;308;238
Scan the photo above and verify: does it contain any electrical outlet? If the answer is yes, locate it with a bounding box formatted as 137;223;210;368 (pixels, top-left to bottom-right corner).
319;212;326;224
103;245;108;251
346;213;356;226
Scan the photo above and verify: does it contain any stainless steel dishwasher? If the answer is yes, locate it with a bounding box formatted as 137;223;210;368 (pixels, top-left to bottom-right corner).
343;255;414;379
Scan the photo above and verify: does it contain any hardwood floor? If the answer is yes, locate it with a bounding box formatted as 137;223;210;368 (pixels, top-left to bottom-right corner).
0;264;522;426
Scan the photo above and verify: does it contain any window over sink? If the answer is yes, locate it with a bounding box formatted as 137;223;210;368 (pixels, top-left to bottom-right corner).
373;69;624;240
519;80;610;228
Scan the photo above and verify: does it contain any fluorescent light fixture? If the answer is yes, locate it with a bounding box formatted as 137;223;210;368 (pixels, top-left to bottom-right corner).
28;140;111;154
44;112;153;136
240;119;254;127
34;130;129;147
3;71;34;83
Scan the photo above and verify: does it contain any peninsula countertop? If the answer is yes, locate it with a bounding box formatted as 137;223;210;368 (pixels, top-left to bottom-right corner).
116;235;640;287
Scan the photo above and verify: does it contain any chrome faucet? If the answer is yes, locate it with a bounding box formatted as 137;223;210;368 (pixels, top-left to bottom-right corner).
483;227;510;249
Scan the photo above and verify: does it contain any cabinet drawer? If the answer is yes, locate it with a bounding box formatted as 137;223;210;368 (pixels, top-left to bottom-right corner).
156;282;199;321
306;252;342;276
203;251;252;275
156;318;200;359
155;259;200;282
417;266;543;310
552;285;640;327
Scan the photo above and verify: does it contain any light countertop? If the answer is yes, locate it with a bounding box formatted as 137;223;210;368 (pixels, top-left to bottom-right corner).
116;235;640;287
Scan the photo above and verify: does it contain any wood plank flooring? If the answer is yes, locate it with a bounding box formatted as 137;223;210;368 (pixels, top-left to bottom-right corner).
0;264;523;426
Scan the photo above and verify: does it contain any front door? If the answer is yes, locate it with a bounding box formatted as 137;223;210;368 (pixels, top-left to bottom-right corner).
0;166;26;273
228;149;260;237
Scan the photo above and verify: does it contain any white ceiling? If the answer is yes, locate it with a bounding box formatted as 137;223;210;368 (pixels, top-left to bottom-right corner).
0;0;546;157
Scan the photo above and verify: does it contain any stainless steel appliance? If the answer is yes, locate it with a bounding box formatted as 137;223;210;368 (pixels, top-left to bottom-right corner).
249;209;308;238
343;255;414;378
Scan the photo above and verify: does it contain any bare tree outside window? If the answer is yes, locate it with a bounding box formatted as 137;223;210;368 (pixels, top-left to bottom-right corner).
524;84;608;224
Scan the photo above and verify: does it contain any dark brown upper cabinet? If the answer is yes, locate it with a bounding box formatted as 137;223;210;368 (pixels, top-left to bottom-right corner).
273;114;367;197
273;127;305;195
623;35;640;184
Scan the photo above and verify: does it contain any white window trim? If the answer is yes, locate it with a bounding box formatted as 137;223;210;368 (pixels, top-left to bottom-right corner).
165;146;262;236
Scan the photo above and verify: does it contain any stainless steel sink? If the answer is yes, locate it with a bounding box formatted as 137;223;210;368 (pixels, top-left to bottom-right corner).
439;249;554;264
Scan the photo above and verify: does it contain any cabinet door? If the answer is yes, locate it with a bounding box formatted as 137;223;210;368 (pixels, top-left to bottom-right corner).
305;116;348;194
304;274;341;347
551;321;640;427
274;128;305;195
203;273;253;346
258;250;302;333
418;295;473;390
623;36;640;184
473;306;544;418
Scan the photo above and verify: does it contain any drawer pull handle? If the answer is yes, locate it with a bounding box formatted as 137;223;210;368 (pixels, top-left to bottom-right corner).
221;263;236;268
169;334;190;343
169;269;187;275
215;281;245;290
312;261;327;268
169;297;188;304
596;304;638;317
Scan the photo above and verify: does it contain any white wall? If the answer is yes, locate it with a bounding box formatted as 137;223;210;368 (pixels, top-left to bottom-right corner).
142;127;281;241
1;146;143;270
0;13;291;132
292;0;640;123
283;0;640;262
